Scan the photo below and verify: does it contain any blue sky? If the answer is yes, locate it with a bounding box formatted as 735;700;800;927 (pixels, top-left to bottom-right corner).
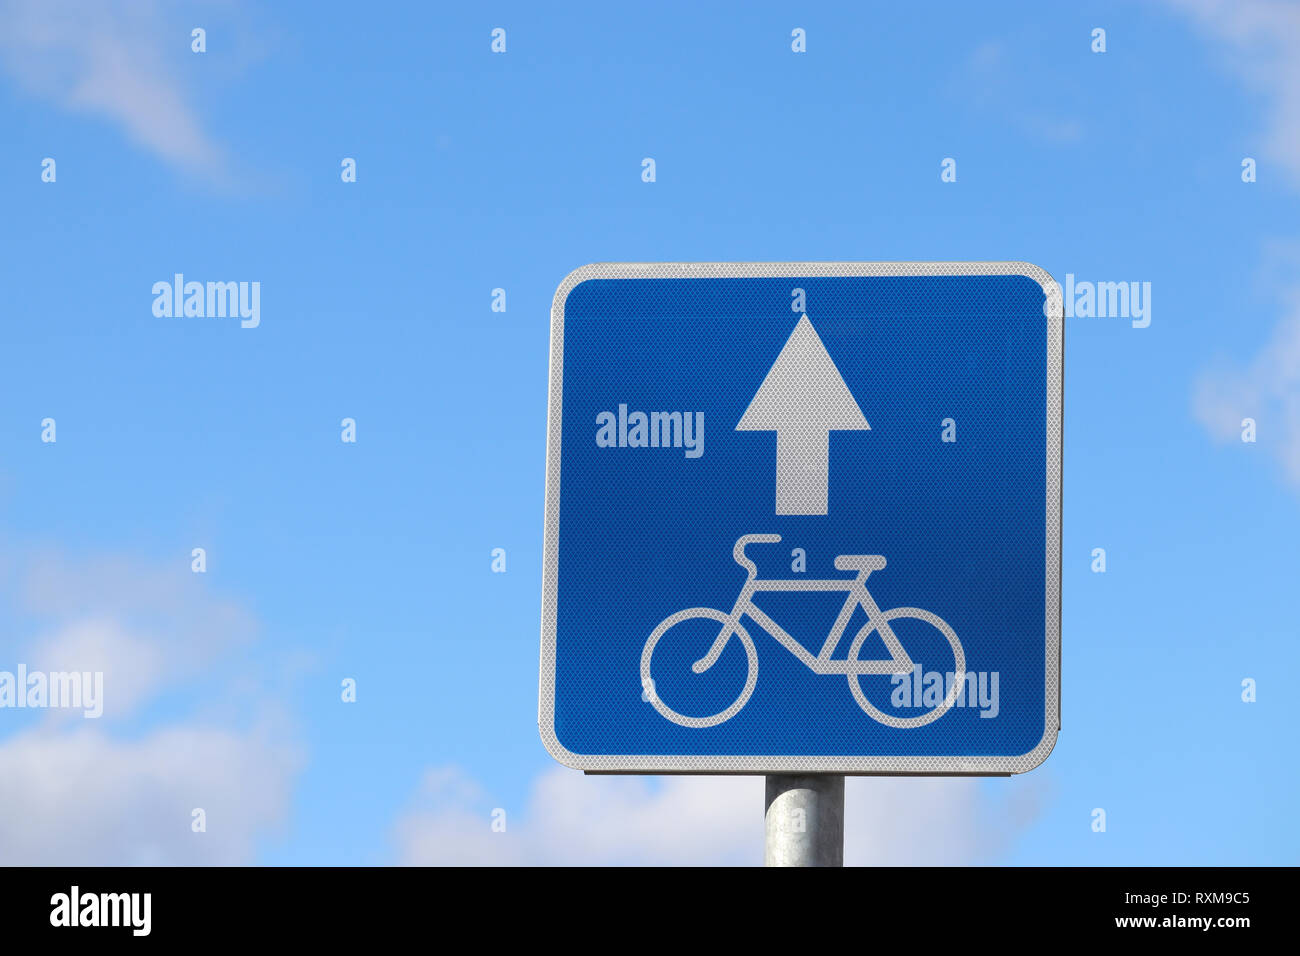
1;0;1297;865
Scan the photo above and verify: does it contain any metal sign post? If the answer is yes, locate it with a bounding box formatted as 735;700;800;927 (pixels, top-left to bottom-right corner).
765;774;844;867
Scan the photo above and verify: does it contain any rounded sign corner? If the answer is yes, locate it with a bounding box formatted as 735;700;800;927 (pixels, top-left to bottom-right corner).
538;716;591;771
1004;260;1055;286
1010;723;1060;775
551;263;608;317
1002;261;1064;319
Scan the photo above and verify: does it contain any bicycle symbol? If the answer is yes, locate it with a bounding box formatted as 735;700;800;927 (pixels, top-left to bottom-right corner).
640;534;966;729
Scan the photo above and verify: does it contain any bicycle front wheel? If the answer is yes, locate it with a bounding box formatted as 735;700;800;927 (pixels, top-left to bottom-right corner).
641;608;757;728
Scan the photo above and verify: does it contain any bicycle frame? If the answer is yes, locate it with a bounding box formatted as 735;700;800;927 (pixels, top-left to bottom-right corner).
694;570;914;677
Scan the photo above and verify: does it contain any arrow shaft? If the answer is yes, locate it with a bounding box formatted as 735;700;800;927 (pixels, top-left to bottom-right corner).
775;430;830;516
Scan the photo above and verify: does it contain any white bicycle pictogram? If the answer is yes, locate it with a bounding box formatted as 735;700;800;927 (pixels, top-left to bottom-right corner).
640;534;966;729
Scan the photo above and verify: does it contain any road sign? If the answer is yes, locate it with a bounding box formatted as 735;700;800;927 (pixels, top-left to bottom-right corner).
540;262;1061;774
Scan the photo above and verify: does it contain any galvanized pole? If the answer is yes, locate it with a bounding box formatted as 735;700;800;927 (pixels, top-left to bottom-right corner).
764;774;844;866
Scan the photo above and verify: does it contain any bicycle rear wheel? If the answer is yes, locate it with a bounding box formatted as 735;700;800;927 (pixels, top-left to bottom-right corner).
846;607;965;728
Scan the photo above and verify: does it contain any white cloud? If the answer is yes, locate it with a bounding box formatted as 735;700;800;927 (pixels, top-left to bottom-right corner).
26;619;164;718
1167;4;1300;482
17;550;257;719
0;0;225;178
0;723;299;865
1164;0;1300;186
0;550;301;864
393;765;1049;866
957;40;1084;146
1194;283;1300;485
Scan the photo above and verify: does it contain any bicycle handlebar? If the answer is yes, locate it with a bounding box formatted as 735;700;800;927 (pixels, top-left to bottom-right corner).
733;534;782;576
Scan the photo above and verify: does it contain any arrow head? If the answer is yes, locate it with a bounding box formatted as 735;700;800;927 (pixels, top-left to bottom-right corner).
736;315;869;434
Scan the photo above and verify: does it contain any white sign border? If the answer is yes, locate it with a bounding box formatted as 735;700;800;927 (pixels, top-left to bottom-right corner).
539;262;1062;775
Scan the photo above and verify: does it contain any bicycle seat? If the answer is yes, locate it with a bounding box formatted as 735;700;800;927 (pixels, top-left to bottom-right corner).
834;554;887;573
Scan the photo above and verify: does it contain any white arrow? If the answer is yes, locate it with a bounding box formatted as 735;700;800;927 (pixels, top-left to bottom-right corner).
736;315;869;515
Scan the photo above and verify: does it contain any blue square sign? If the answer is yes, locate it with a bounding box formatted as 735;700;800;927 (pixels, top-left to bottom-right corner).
540;263;1061;774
